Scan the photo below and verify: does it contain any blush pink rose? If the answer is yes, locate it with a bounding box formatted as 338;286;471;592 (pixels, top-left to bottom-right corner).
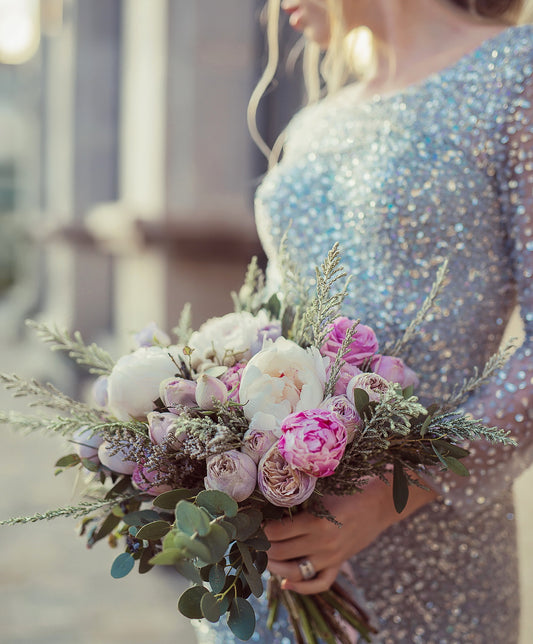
346;372;389;404
257;446;316;507
319;395;362;442
325;360;362;396
278;409;347;478
371;355;419;389
132;465;173;496
321;318;379;367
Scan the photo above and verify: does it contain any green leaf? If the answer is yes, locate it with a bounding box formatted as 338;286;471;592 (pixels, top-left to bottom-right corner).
201;591;226;623
402;384;414;398
169;534;210;562
392;460;409;514
197;523;230;563
432;439;470;459
152;488;198;510
264;293;282;319
92;512;121;543
209;564;227;594
136;520;172;541
81;457;99;472
352;388;370;416
237;542;254;571
254;550;268;575
244;528;270;552
175;560;203;584
122;510;161;527
419;413;433;437
149;548;186;566
175;501;211;537
110;552;135;578
178;586;208;619
105;476;131;500
200;564;213;582
432;444;470;476
138;548;154;574
220;519;237;540
242;565;263;598
196;490;238;518
55;454;81;468
228;509;263;541
228;597;256;640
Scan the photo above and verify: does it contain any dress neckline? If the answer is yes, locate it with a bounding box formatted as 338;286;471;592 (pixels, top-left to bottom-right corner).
335;24;530;107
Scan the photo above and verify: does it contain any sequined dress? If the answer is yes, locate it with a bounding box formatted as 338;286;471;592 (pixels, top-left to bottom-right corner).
194;26;533;643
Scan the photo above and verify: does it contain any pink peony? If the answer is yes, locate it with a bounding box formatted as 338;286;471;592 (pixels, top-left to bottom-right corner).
258;446;316;507
278;409;348;478
371;355;419;389
321;318;378;367
205;450;257;502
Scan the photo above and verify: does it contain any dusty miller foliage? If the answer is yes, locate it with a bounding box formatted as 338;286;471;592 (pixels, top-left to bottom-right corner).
26;320;115;376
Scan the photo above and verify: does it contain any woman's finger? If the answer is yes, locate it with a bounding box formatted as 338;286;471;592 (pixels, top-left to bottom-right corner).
282;565;340;595
263;514;319;541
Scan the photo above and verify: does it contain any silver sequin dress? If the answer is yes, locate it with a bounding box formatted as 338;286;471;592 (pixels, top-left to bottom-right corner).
194;25;533;644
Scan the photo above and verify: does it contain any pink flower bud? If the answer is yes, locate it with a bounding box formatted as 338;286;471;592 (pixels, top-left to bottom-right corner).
195;374;228;410
370;354;419;389
97;441;137;475
159;377;197;410
147;411;185;450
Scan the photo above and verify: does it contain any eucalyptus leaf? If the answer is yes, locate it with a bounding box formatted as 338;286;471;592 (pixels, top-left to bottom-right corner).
220;519;237;540
55;454;81;468
136;520;172;541
253;550;268;574
175;500;211;537
110;552;135;579
201;591;226;623
178;585;209;619
152;488;198;510
138;548;154;574
196;490;238;518
104;476;131;500
197;523;230;563
432;439;470;459
149;548;185;566
174;534;212;562
175;560;203;584
209;564;227;594
122;509;161;527
237;542;254;571
442;455;470;477
242;565;263;598
200;564;213;582
228;509;262;541
92;512;121;544
228;597;256;640
244;528;271;552
392;460;409;514
81;457;99;472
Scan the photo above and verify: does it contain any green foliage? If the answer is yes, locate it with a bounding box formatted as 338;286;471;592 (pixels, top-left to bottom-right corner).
111;552;135;578
26;319;115;375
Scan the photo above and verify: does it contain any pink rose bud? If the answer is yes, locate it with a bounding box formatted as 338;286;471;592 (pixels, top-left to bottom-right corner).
147;411;185;450
319;395;362;442
204;450;257;502
242;427;278;464
132;465;173;496
71;426;104;463
371;354;419;389
195;374;228;410
97;441;137;475
133;322;171;348
321;318;379;367
278;409;348;478
347;372;390;404
92;376;109;407
258;446;316;507
159;377;197;410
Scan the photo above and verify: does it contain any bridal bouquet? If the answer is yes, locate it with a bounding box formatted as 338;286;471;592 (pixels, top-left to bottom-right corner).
0;244;516;643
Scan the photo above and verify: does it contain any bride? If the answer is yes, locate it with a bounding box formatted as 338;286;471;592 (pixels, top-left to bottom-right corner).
195;0;532;641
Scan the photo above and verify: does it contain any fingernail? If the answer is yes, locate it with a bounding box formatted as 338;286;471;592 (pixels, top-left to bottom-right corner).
281;579;292;591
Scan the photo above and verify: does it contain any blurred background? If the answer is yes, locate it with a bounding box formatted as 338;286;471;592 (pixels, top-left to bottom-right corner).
0;1;531;643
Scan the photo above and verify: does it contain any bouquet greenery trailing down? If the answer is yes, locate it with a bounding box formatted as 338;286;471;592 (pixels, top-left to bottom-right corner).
0;245;516;643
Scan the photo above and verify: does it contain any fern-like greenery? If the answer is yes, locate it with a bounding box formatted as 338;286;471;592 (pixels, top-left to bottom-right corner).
323;319;359;398
26;320;115;375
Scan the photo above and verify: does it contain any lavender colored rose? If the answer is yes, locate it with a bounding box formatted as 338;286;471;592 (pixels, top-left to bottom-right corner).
319;395;362;442
159;377;197;410
258;446;316;507
204;450;257;502
321;318;379;367
132;465;173;496
371;354;419;389
278;409;348;478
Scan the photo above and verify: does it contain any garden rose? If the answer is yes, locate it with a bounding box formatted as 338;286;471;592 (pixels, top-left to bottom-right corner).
132;465;173;496
147;411;185;450
71;426;104;463
220;362;246;401
257;446;316;507
160;377;197;410
241;424;278;464
346;372;390;403
278;409;348;477
97;441;137;475
239;337;327;422
321;318;378;366
107;345;183;420
133;322;171;348
326;360;362;396
188;310;275;369
319;395;362;442
371;354;419;389
204;450;257;502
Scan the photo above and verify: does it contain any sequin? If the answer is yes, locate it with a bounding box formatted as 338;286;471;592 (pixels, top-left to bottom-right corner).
195;26;532;644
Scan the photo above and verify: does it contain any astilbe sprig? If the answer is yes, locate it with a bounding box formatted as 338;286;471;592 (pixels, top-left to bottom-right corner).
26;319;115;376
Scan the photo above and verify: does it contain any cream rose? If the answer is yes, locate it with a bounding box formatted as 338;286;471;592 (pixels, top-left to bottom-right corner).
239;337;327;422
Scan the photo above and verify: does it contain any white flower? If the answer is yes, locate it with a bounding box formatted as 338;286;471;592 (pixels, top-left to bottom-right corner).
107;345;182;420
187;310;274;369
133;322;171;348
239;337;327;422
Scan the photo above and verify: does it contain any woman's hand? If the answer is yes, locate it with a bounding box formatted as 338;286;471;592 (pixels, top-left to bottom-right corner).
263;475;438;594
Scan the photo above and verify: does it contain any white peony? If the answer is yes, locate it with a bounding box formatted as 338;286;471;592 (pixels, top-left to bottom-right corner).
107;345;183;420
187;310;276;369
239;337;327;422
